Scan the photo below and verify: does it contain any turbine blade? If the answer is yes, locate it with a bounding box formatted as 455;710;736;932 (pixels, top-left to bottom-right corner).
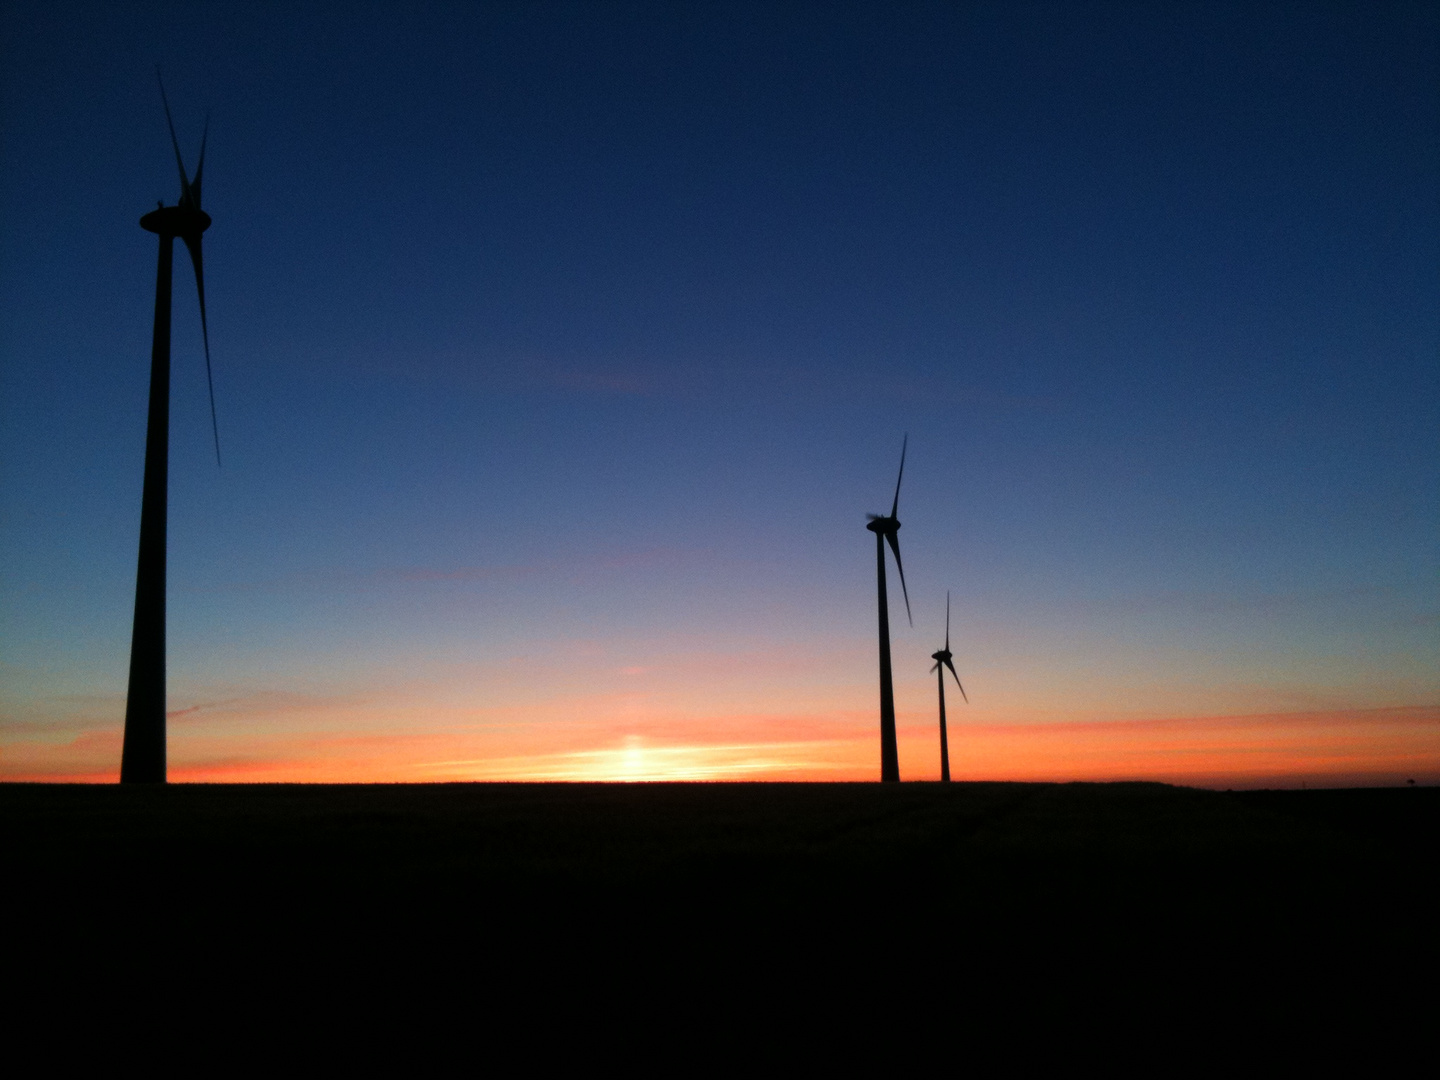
157;68;191;202
890;433;908;519
191;113;208;208
930;662;939;673
944;658;967;703
182;233;221;466
886;531;912;626
945;590;951;651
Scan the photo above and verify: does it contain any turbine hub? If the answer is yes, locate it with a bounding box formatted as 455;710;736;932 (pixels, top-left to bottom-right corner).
866;516;900;535
141;205;211;236
932;649;951;662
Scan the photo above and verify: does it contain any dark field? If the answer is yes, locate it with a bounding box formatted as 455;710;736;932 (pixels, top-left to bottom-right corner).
7;781;1436;1039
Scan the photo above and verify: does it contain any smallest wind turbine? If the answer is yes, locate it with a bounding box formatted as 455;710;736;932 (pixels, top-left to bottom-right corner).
930;591;967;783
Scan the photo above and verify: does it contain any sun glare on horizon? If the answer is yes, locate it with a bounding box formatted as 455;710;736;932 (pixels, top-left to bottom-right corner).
411;734;861;783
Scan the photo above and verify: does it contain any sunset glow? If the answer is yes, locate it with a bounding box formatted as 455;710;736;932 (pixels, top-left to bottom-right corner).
2;6;1435;791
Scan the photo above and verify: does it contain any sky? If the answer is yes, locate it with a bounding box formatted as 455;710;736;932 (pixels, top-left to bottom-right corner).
1;1;1436;786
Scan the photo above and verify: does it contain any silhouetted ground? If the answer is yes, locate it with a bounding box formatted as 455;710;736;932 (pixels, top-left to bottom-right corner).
6;782;1435;1049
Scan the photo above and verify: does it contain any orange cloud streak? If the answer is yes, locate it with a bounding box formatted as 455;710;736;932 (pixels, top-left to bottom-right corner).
5;706;1435;788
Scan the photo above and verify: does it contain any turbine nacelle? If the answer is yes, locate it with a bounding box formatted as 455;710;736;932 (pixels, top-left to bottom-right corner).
140;205;211;237
865;514;900;535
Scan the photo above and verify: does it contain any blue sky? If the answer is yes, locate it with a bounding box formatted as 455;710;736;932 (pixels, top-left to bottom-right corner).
2;1;1436;782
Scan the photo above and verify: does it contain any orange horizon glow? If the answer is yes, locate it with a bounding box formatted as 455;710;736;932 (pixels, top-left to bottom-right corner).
4;705;1436;789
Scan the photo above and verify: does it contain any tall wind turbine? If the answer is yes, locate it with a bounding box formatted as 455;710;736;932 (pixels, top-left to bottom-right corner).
866;435;912;783
120;74;221;784
930;591;967;783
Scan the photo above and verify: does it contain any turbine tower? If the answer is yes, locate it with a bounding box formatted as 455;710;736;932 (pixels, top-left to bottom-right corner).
120;75;221;784
930;591;967;783
866;435;912;783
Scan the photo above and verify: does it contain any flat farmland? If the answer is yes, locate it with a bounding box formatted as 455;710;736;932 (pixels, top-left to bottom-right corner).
7;782;1435;1032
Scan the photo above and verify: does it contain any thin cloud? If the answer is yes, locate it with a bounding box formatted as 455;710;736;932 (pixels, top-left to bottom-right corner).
182;545;706;594
1074;582;1417;618
166;698;246;721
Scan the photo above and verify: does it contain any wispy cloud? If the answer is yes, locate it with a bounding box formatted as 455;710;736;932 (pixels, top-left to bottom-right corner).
181;545;705;594
437;351;1062;411
530;364;664;397
166;699;247;721
1070;582;1428;618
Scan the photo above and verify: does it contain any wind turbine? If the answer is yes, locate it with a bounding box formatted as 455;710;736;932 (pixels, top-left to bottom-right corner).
119;74;221;784
866;435;912;783
930;591;967;783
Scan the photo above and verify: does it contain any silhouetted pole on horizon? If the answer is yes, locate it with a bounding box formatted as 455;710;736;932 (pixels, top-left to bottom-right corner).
874;529;899;782
867;436;911;783
120;218;178;782
936;660;950;782
120;78;218;784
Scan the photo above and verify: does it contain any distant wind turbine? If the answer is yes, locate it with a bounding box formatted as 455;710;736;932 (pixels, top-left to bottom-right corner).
120;72;222;784
930;591;967;783
866;435;912;783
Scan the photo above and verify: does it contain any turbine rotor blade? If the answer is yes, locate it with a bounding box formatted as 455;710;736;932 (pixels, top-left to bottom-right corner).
945;590;951;651
157;68;191;203
191;113;208;208
944;658;967;703
886;531;912;626
890;433;907;519
182;233;221;466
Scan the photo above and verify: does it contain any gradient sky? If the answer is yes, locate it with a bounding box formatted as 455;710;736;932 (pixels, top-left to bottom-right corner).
2;1;1436;786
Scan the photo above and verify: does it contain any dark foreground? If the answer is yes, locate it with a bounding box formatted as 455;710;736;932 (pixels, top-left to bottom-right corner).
7;781;1436;1047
